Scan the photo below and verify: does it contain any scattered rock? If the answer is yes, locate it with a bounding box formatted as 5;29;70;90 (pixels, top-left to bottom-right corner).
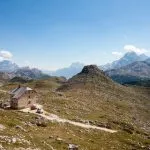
0;144;6;150
0;135;30;145
49;136;53;139
56;137;63;142
112;121;134;134
68;144;79;150
30;105;37;110
12;137;17;143
0;124;6;131
57;92;64;97
35;117;48;127
24;122;33;127
15;125;26;132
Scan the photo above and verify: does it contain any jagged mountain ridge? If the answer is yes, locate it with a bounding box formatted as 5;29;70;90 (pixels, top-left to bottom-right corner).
105;59;150;85
0;60;19;72
45;52;149;79
101;52;148;71
106;61;150;78
0;53;149;85
14;67;49;79
0;60;50;82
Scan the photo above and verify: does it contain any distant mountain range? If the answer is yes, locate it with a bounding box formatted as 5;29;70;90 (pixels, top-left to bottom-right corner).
14;67;49;79
0;60;50;82
0;60;19;72
101;51;149;71
106;58;150;85
0;52;149;86
46;52;150;82
49;62;84;79
146;58;150;64
50;52;150;86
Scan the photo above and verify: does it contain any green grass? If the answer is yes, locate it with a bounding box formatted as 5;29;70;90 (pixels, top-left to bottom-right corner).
0;109;149;150
0;78;150;149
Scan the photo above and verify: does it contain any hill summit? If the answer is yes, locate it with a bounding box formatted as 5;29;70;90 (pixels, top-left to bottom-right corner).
59;65;115;90
79;65;104;75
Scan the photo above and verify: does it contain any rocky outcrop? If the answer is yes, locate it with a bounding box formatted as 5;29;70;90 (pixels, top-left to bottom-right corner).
58;65;115;91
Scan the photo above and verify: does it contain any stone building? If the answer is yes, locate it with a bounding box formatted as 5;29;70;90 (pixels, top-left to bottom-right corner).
9;85;37;109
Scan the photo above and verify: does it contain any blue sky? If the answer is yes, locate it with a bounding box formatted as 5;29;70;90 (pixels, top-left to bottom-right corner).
0;0;150;70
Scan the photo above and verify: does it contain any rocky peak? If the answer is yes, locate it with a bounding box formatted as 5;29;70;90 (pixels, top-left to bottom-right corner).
80;65;104;75
124;51;137;57
58;65;115;91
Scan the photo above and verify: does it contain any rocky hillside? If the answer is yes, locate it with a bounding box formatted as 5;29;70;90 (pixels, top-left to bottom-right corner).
59;65;115;90
106;60;150;85
9;76;33;83
0;66;150;149
58;65;150;132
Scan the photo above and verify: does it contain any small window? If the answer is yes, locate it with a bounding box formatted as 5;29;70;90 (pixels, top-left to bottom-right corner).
28;101;31;104
28;95;31;98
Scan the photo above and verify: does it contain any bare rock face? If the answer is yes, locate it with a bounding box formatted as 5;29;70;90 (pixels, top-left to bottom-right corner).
79;65;104;75
70;65;111;83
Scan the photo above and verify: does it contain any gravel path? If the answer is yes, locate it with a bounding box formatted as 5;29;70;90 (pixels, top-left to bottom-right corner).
20;106;117;133
0;89;7;93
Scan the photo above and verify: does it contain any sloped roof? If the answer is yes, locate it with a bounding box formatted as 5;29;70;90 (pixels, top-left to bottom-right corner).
10;87;19;94
10;86;34;99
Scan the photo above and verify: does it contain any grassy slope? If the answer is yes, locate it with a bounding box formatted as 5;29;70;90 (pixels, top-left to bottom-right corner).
0;77;150;149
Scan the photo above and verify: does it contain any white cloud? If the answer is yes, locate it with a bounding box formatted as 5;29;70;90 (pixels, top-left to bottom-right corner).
0;50;13;59
112;51;123;57
124;45;148;54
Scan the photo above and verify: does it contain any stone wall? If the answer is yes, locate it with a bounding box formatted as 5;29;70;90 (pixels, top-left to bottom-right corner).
11;90;37;109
